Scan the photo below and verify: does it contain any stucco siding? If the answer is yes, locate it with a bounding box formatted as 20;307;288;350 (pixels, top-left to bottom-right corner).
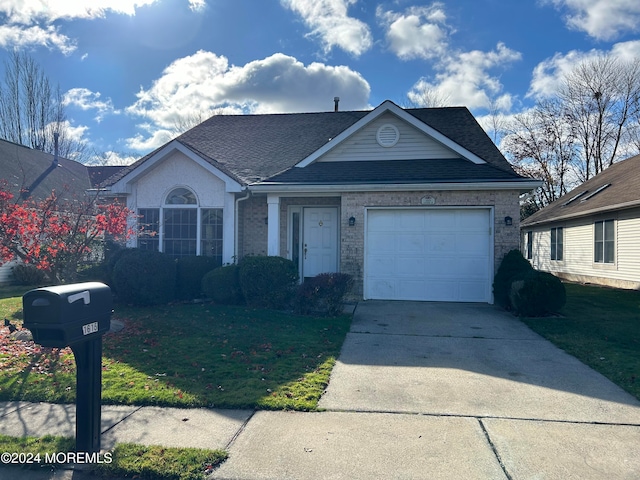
134;151;226;208
318;112;458;162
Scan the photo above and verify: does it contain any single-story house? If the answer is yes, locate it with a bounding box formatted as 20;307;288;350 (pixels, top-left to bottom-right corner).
100;100;538;303
520;153;640;290
0;139;120;284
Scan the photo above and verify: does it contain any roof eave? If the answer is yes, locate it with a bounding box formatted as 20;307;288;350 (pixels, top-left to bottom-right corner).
521;199;640;227
249;179;542;194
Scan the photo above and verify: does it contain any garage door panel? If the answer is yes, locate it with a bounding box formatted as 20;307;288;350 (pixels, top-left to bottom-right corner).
397;234;425;253
366;209;492;303
397;256;425;275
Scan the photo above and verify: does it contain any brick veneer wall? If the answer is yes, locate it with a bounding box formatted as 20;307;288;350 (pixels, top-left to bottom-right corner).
239;190;522;301
340;190;522;298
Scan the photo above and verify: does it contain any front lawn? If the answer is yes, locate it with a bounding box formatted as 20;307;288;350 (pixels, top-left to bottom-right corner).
520;282;640;400
0;287;352;410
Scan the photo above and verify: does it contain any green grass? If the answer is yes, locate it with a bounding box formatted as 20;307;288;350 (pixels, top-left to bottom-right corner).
0;434;227;480
520;283;640;400
0;287;352;410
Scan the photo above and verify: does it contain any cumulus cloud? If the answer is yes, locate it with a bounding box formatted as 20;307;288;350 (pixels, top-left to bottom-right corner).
545;0;640;40
527;40;640;100
377;4;450;60
86;150;139;166
0;0;200;53
0;24;76;54
125;50;371;151
280;0;373;56
63;88;120;122
408;43;522;111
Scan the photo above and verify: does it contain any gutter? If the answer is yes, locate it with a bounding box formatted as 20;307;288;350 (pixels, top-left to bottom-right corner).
234;189;251;263
248;180;542;194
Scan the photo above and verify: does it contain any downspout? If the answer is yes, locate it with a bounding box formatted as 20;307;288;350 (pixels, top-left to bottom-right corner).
234;189;251;264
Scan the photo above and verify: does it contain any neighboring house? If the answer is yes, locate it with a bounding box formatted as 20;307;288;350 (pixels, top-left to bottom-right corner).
521;153;640;290
0;139;125;284
100;100;538;303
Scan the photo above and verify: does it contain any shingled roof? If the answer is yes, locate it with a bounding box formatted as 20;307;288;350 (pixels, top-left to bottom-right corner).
105;102;523;188
0;139;91;202
521;154;640;227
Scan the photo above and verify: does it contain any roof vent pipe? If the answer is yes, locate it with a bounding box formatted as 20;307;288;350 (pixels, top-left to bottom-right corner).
334;96;340;112
53;132;59;166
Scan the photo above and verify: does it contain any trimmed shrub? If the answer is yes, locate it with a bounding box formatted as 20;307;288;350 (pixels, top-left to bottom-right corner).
11;264;47;286
238;256;298;309
201;264;244;305
296;272;353;316
175;256;221;300
112;250;176;306
493;249;534;308
103;246;139;288
509;270;566;317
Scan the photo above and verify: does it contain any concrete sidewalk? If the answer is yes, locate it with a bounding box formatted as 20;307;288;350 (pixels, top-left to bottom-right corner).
1;301;640;479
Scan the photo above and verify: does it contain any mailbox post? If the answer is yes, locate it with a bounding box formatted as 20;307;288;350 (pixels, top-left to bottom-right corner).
23;282;112;454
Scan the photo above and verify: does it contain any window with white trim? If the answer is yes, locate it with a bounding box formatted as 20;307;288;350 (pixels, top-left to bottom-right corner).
594;220;614;264
525;231;533;260
137;187;223;265
550;227;563;261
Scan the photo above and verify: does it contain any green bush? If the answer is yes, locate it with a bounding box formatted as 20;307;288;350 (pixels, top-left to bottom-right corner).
112;250;176;306
238;256;298;309
509;270;566;317
103;246;139;288
11;264;48;286
201;264;243;305
296;272;353;316
493;249;533;308
175;256;221;300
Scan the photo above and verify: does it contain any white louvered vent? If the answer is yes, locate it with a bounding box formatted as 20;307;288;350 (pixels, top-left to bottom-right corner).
376;124;400;147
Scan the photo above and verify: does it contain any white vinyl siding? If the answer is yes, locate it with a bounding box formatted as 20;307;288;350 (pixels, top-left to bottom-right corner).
524;206;640;289
319;112;459;162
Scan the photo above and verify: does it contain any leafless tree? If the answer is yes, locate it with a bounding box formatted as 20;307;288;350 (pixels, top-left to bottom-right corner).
503;100;577;209
404;83;452;108
0;52;87;162
559;55;640;180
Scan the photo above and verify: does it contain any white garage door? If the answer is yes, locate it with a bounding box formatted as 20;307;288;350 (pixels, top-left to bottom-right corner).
365;208;493;302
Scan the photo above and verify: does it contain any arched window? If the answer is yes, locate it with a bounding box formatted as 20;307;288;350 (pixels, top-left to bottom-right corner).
138;186;223;265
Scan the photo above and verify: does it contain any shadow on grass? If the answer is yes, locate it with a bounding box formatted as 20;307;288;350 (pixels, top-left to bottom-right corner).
99;302;351;411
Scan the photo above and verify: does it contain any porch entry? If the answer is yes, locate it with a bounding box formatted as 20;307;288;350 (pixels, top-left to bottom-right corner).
301;207;338;278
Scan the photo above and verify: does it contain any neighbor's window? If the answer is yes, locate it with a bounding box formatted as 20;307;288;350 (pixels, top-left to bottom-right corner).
163;208;197;257
550;227;563;261
526;231;533;260
594;220;614;264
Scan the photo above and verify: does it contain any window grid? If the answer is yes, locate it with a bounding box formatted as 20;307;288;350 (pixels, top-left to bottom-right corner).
550;227;563;261
164;209;198;257
594;220;614;264
201;209;223;266
138;209;160;251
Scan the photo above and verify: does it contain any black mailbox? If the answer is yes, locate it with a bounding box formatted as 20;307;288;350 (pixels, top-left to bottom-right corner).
23;282;112;348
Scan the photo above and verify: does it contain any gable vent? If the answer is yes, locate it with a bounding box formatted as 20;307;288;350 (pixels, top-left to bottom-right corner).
376;124;400;148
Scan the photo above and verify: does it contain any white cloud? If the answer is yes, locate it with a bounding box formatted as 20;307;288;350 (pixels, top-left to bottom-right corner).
545;0;640;40
527;40;640;100
408;43;522;110
0;0;201;54
280;0;373;56
377;4;450;60
125;50;371;150
0;24;76;54
63;88;120;122
86;150;138;166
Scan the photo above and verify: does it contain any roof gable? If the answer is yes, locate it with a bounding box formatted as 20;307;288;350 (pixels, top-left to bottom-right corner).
296;100;486;168
104;100;521;189
522;154;640;226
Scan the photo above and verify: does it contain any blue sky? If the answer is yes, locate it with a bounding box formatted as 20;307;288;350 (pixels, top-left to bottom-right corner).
0;0;639;164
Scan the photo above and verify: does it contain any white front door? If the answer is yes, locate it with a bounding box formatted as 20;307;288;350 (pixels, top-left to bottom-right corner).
303;207;338;278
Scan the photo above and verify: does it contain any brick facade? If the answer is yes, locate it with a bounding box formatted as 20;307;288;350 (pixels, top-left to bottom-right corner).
240;190;522;300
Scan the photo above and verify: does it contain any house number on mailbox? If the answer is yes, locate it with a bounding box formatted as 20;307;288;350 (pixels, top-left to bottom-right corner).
82;322;99;336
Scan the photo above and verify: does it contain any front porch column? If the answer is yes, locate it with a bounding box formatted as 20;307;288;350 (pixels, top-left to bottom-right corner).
267;194;280;256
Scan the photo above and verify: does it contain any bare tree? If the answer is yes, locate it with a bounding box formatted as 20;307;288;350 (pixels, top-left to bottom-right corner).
405;83;452;108
0;51;87;161
560;55;640;180
503;100;577;209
